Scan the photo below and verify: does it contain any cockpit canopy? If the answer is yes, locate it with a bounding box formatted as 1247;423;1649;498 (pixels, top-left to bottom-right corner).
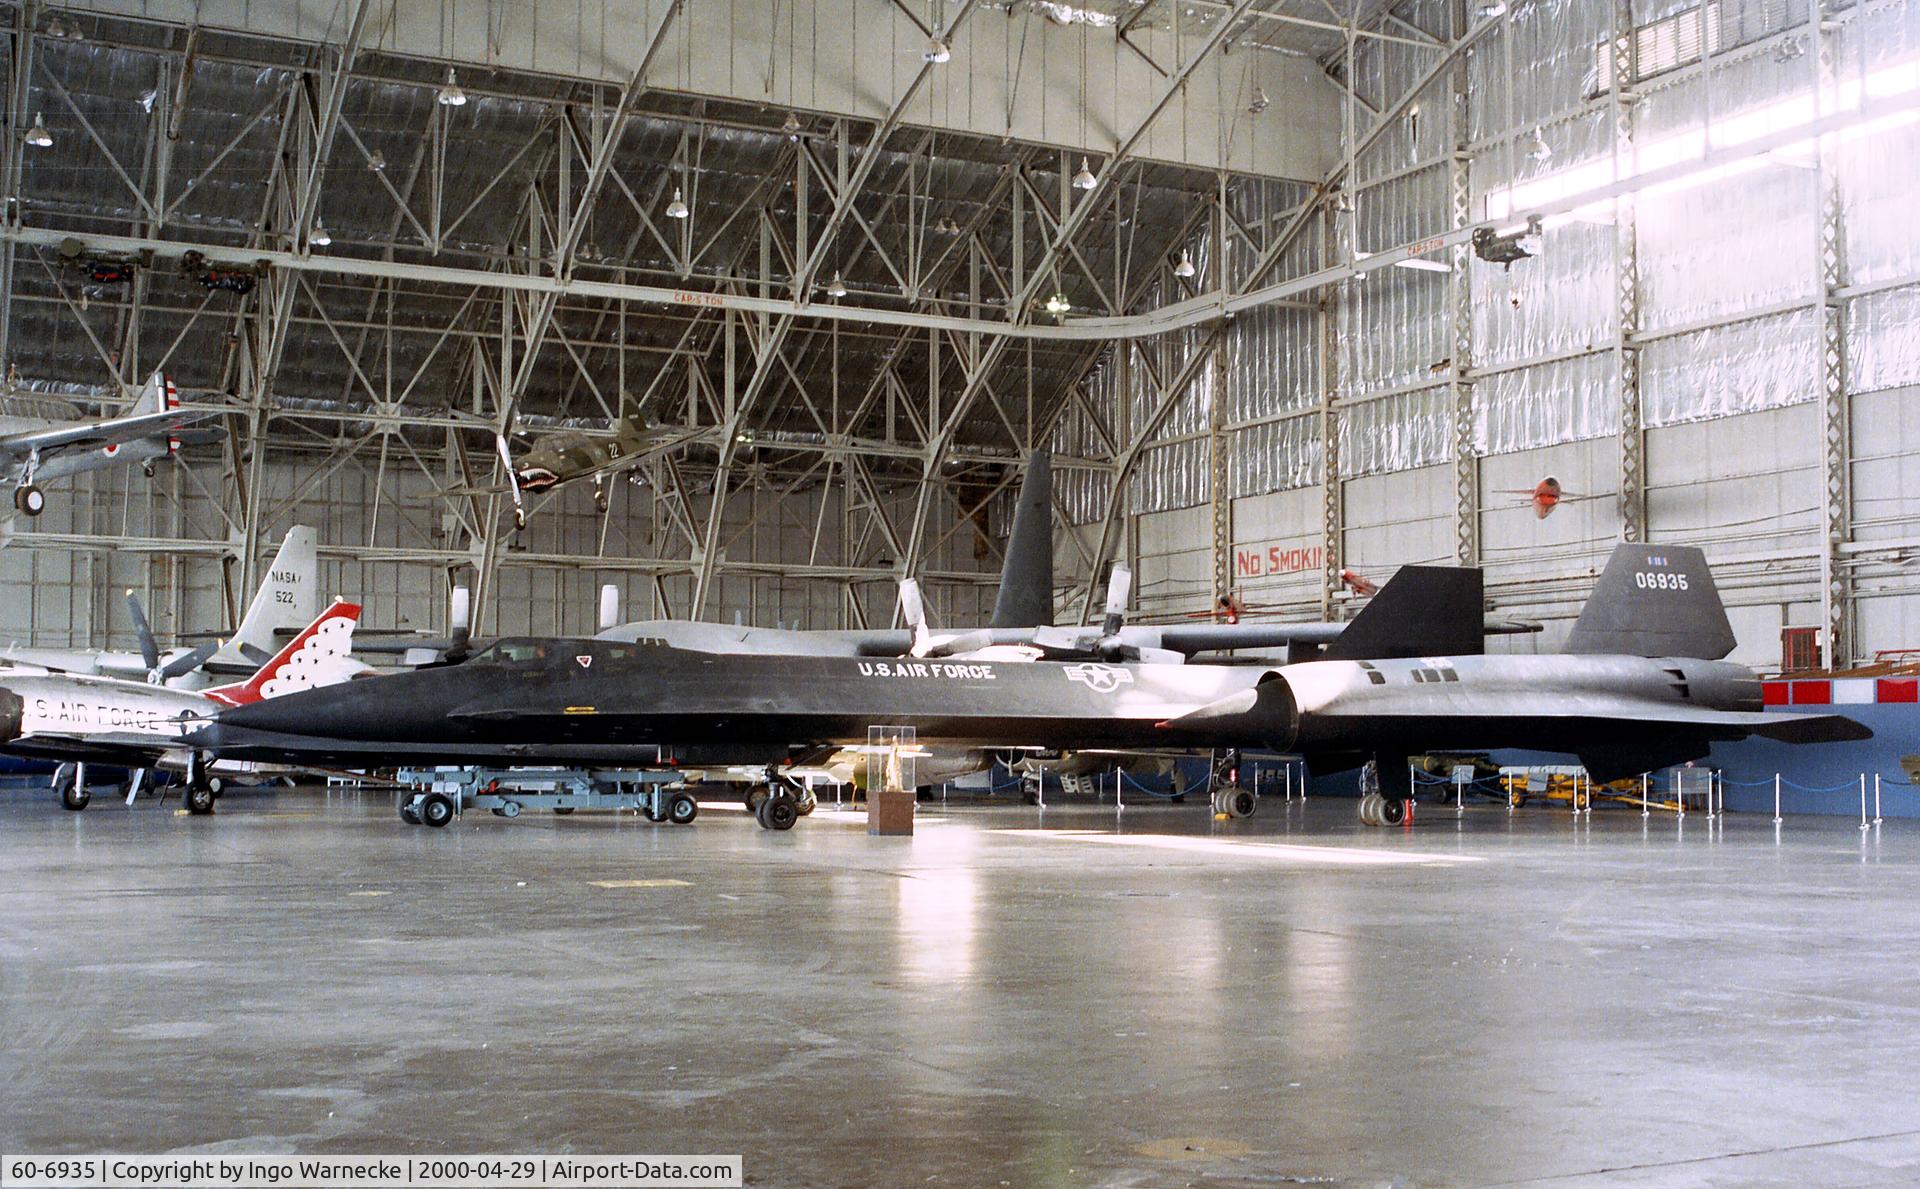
466;638;654;667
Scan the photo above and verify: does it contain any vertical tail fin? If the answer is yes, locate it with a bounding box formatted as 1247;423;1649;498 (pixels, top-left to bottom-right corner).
1323;565;1485;661
1564;543;1735;659
990;451;1055;629
209;526;320;670
203;599;362;706
129;371;181;453
128;371;176;416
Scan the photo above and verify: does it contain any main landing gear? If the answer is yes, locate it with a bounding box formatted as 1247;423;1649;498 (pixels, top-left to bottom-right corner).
746;778;816;831
1356;758;1413;827
183;752;221;815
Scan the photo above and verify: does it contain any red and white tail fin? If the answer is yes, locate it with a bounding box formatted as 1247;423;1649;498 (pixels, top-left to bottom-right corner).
129;370;182;452
203;599;362;707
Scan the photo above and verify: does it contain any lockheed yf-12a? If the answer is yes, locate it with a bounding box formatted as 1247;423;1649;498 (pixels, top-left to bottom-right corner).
190;543;1868;827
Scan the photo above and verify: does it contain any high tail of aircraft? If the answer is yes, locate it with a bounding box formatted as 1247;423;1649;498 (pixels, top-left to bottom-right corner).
990;450;1053;629
202;599;364;706
1321;564;1487;661
200;526;320;678
1563;542;1738;660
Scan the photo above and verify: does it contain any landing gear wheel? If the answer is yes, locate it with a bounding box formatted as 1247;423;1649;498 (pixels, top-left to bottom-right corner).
1358;793;1382;826
794;789;817;817
142;461;156;478
61;781;90;811
553;806;574;815
667;792;699;824
513;508;527;531
418;792;455;828
644;798;667;822
1221;787;1257;819
594;492;609;513
185;784;215;815
745;786;771;817
399;799;421;824
759;791;799;831
206;776;224;798
1380;797;1409;826
499;800;521;818
14;483;44;516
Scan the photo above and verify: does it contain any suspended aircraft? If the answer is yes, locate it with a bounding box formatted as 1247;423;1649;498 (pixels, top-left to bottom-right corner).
442;397;703;529
0;372;224;517
188;543;1868;828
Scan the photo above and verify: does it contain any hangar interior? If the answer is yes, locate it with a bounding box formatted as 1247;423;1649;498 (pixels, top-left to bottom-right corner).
6;0;1920;1185
5;0;1916;671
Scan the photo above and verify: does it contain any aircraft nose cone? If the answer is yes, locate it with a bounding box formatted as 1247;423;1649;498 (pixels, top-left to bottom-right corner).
0;687;22;743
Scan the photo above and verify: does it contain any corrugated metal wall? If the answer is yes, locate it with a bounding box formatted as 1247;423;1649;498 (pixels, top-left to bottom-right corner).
1092;0;1920;667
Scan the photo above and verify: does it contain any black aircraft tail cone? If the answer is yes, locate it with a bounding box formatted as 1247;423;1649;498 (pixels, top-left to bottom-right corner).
1322;565;1484;661
990;451;1054;629
1565;543;1735;660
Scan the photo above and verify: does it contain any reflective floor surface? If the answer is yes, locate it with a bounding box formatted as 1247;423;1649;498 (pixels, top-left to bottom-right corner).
2;786;1917;1186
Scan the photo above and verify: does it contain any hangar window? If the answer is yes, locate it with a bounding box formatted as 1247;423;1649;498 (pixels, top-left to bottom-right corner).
1591;3;1725;93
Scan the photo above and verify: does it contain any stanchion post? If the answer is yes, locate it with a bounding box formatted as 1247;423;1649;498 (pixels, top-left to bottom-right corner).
1859;773;1869;831
1873;773;1881;826
1773;773;1782;825
1641;772;1651;818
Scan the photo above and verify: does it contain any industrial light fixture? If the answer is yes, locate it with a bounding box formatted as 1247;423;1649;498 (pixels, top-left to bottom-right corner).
1173;249;1196;278
1527;127;1553;162
1331;190;1354;214
782;111;802;139
1044;292;1071;316
137;89;158;114
665;187;689;219
1393;257;1452;273
826;271;848;298
310;223;332;247
1476;2;1508;17
1248;85;1270;115
924;35;951;64
1472;216;1542;269
23;114;51;148
1072;157;1098;190
437;68;468;107
367;149;386;172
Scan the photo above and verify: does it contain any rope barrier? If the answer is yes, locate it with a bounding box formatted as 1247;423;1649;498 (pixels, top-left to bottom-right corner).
1120;768;1213;799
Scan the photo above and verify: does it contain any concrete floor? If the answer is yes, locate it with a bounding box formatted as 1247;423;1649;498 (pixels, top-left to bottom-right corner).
2;787;1918;1187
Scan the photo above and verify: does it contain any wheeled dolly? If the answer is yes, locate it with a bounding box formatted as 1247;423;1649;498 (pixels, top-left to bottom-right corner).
393;767;696;827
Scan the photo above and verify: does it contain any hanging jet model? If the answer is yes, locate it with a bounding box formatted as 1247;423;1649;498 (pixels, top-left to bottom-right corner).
0;372;224;517
443;398;703;529
187;543;1869;828
0;598;364;813
0;525;320;686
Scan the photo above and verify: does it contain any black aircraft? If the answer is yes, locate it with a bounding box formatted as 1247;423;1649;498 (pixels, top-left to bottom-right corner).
192;543;1866;826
